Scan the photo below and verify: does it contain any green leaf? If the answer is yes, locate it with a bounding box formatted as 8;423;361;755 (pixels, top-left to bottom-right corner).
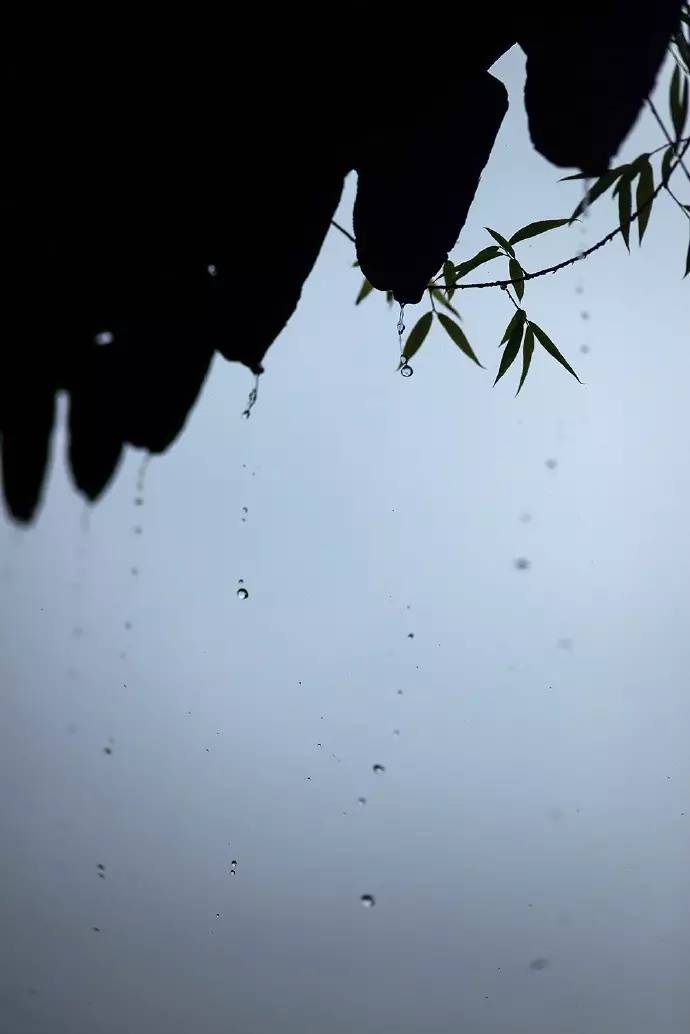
430;287;461;317
485;228;515;257
569;167;627;219
685;226;690;278
516;324;535;396
675;32;690;72
509;258;525;301
635;158;655;244
402;312;433;362
662;145;675;184
617;175;632;251
531;323;581;383
356;279;374;304
352;260;360;267
437;313;484;367
509;219;570;245
500;307;526;345
454;245;502;280
443;260;456;295
670;65;688;139
494;314;525;386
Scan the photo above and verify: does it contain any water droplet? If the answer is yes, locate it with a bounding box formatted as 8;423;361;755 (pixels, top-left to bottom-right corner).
357;796;367;805
400;362;414;378
73;625;83;638
514;557;530;571
557;638;573;650
580;344;590;354
92;927;100;933
124;621;132;630
545;458;558;470
237;587;249;600
393;729;400;736
97;864;105;870
207;264;218;277
580;311;590;320
575;285;584;294
103;746;112;755
242;507;248;514
134;497;143;506
306;776;311;781
230;859;237;867
372;764;385;774
216;913;221;919
520;511;532;523
94;330;114;346
407;632;414;639
130;567;138;576
529;958;549;971
360;894;375;908
397;689;403;696
133;526;142;535
316;743;322;749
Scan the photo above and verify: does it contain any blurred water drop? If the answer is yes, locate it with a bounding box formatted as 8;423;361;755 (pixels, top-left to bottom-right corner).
407;632;414;639
216;913;221;919
400;362;414;378
94;330;114;346
519;511;532;523
529;958;549;971
237;587;249;600
207;264;218;277
357;797;367;805
92;927;101;933
397;689;403;696
134;497;143;506
360;894;375;908
514;557;530;571
103;746;112;755
545;458;558;470
393;729;400;736
372;764;385;774
580;344;590;354
580;311;590;320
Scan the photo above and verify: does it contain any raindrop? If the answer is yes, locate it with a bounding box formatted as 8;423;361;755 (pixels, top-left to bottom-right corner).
237;587;249;600
514;557;530;571
400;362;414;378
207;264;218;277
393;729;400;736
230;859;237;867
97;864;105;875
575;285;584;294
306;776;311;781
134;497;143;506
557;638;573;650
529;958;549;971
519;511;532;523
372;764;385;774
545;458;558;470
92;927;101;933
407;632;414;639
103;746;112;755
133;526;142;535
124;621;132;630
216;913;221;919
130;567;139;576
580;311;590;320
94;330;114;346
357;797;367;805
360;894;375;908
316;743;322;749
580;344;590;354
397;689;403;696
73;626;83;638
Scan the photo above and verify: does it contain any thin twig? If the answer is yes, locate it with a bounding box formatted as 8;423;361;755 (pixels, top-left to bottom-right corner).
331;219;356;244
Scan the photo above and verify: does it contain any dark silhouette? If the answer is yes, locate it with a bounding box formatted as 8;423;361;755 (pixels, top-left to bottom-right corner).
1;5;681;521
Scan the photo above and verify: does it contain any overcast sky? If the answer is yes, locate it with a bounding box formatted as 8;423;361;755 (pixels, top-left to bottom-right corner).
2;47;690;1034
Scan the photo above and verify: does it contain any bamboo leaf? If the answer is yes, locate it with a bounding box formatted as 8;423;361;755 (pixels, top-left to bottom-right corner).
670;65;688;139
509;219;570;245
618;175;632;251
531;323;581;382
437;313;484;367
501;307;526;345
509;258;525;301
485;228;515;257
356;279;374;304
635;158;655;244
569;166;627;220
494;315;525;385
443;260;456;295
402;312;434;362
662;145;675;184
516;324;535;396
454;245;502;280
685;226;690;278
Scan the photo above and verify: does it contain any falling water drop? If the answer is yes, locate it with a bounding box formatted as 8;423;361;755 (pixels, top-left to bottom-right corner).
372;764;385;775
94;330;114;346
242;373;261;419
514;557;530;571
357;797;367;806
400;362;414;378
207;264;218;277
237;587;249;600
407;632;414;639
360;894;375;908
545;458;558;470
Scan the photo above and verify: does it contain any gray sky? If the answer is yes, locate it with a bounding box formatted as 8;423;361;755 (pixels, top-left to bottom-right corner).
2;47;690;1034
